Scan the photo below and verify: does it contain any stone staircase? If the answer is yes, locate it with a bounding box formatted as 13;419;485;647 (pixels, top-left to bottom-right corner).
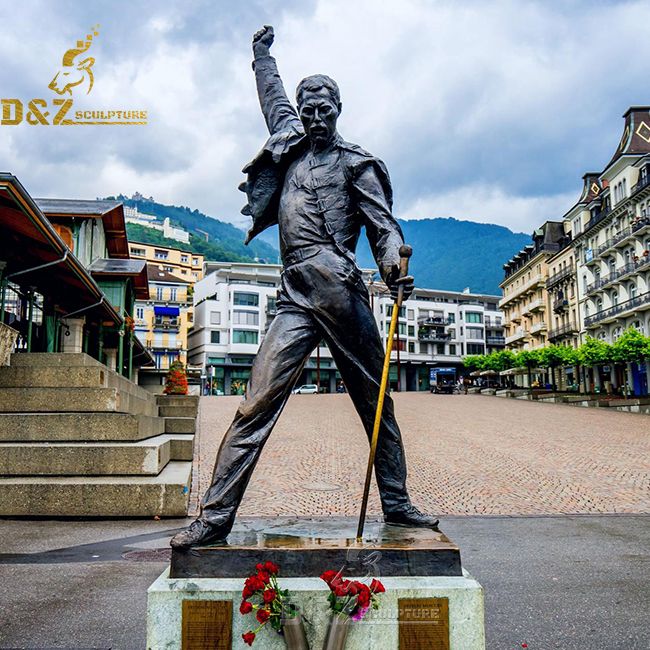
0;353;198;516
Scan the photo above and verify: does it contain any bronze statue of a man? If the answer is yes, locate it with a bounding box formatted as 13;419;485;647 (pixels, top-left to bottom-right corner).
172;26;437;548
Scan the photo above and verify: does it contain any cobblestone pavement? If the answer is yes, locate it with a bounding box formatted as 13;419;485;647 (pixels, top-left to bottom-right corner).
190;393;650;517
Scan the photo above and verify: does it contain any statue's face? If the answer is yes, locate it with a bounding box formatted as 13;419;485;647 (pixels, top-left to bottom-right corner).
298;88;341;149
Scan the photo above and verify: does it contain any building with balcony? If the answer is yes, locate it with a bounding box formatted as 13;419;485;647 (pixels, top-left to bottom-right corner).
134;264;194;389
128;241;204;283
500;221;567;350
188;262;505;393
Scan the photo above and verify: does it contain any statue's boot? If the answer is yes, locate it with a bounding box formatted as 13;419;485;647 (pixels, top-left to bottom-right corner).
384;504;439;529
170;516;234;549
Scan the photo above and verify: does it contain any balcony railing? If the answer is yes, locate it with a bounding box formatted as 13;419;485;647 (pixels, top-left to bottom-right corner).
632;216;650;235
584;291;650;328
547;322;578;341
486;336;506;345
522;298;545;314
584;206;611;234
546;266;574;289
553;297;569;313
499;273;545;307
586;256;650;295
418;316;452;326
484;317;503;327
631;174;650;196
418;331;452;343
530;322;547;334
505;329;529;344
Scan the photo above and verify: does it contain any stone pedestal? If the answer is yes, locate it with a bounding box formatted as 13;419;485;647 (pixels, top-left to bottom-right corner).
61;317;85;354
148;518;485;649
147;569;484;650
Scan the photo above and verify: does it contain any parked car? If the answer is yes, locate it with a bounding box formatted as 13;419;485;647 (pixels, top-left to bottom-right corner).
292;384;318;394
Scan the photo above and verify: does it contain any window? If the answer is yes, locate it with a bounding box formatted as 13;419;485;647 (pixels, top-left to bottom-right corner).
233;330;259;344
386;306;406;318
210;311;221;325
135;306;144;319
233;310;259;326
466;343;485;355
170;288;177;302
447;313;455;323
154;249;168;260
156;287;164;301
181;255;188;263
436;344;445;355
408;325;415;337
131;247;145;257
192;258;199;266
466;327;483;340
612;291;618;306
210;331;220;344
465;312;483;323
629;284;637;299
407;309;415;320
385;322;406;335
233;292;259;307
449;344;456;355
408;342;415;353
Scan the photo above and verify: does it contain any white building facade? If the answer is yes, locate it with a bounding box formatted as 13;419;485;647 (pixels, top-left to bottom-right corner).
188;261;504;394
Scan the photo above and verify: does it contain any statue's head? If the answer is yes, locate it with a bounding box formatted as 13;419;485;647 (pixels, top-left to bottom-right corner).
296;74;341;149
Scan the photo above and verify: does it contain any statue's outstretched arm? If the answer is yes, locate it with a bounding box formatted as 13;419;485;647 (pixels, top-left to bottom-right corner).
251;26;302;136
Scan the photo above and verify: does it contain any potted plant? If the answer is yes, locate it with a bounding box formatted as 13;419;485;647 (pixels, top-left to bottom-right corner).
163;359;188;394
240;561;309;649
320;570;385;649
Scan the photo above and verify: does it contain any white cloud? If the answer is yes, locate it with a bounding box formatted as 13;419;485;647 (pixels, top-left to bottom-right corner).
400;184;577;233
1;0;649;233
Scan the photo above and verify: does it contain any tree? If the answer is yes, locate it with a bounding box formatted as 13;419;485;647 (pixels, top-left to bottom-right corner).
513;349;542;387
611;327;650;364
463;355;486;372
578;337;613;367
538;345;578;389
163;360;189;395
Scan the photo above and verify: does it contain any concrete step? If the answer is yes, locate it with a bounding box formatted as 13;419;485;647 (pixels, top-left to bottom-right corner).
0;434;176;476
165;434;194;461
157;395;200;408
6;353;157;404
0;461;192;516
158;405;197;418
0;365;109;388
0;413;165;442
0;387;158;416
164;417;196;434
9;352;103;367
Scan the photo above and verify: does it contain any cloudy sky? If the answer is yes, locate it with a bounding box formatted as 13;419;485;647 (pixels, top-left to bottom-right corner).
1;0;649;234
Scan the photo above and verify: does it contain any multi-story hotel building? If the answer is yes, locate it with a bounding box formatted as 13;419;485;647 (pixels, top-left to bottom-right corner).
500;222;567;350
189;261;504;393
570;106;650;392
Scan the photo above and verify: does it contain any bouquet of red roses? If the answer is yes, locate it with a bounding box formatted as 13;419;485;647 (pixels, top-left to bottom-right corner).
240;561;295;646
320;570;385;621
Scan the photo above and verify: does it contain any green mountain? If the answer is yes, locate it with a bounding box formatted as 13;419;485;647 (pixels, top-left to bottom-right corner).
107;195;280;264
110;194;527;294
354;218;530;296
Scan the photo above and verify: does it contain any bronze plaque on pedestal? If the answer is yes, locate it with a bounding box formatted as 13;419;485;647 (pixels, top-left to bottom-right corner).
181;600;232;650
398;597;450;650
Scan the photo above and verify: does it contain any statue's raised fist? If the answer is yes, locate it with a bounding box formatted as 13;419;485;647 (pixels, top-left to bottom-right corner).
252;25;274;58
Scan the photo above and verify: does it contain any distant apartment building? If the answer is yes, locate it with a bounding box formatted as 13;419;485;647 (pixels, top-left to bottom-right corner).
188;261;504;393
500;222;568;350
129;241;204;282
129;242;204;389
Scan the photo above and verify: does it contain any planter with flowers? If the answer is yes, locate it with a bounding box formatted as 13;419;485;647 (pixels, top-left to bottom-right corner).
320;570;385;650
239;561;309;649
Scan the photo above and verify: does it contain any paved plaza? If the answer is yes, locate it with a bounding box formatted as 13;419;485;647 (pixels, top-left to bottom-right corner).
192;393;650;518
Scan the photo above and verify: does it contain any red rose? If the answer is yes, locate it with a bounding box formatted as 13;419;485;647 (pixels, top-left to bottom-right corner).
370;579;385;593
263;589;277;604
257;570;270;584
242;585;254;599
242;631;256;645
333;580;350;598
256;608;271;623
357;584;371;607
347;581;359;596
320;570;338;585
256;563;265;572
239;600;253;615
264;561;279;574
245;575;264;592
